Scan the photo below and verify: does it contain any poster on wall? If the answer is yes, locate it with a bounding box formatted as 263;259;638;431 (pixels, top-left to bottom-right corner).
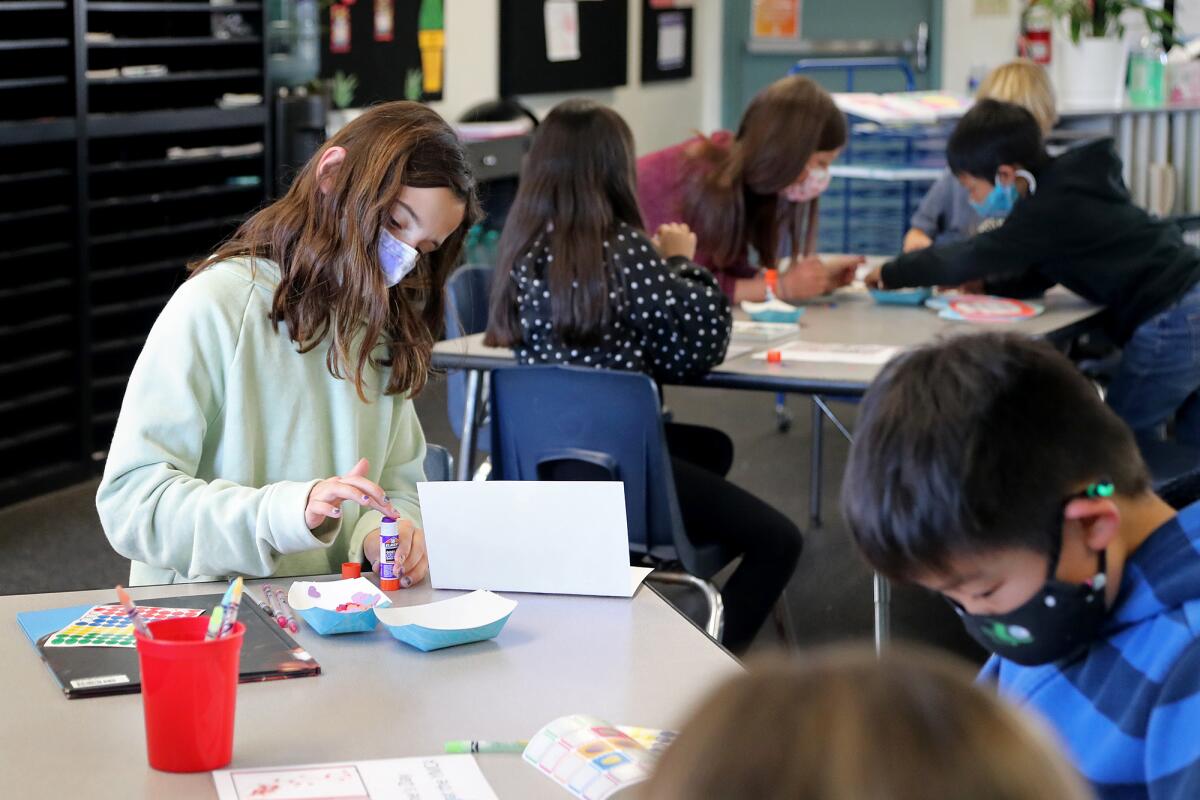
641;0;692;83
750;0;802;43
322;0;444;105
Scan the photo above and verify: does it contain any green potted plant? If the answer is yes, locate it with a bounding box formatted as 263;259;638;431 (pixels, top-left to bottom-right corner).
325;70;360;134
1032;1;1174;106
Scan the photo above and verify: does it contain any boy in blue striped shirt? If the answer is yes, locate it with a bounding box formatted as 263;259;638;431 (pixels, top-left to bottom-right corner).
842;332;1200;799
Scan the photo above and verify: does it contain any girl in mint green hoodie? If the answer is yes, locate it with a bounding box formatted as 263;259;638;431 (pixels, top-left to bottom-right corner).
97;102;480;585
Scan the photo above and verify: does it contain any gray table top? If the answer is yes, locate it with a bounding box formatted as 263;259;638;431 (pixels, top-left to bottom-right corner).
433;286;1104;396
2;577;740;799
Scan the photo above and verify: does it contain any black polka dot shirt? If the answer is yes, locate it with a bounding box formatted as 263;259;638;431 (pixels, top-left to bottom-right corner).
510;222;732;382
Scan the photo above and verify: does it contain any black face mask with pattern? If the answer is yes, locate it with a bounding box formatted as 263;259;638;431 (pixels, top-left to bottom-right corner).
947;482;1114;667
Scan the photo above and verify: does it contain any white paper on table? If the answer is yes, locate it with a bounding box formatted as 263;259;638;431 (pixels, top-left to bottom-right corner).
720;342;756;361
657;12;686;69
374;590;516;630
418;481;649;597
212;755;497;800
544;0;581;63
752;343;902;365
731;319;800;343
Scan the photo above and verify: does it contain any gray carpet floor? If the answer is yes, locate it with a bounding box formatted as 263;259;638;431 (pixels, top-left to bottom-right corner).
0;374;982;662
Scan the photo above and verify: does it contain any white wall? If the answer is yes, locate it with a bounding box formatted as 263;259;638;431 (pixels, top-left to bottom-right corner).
939;0;1023;96
427;0;723;155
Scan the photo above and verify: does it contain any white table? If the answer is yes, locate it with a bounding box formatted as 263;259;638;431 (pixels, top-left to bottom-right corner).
1;577;740;799
432;285;1104;651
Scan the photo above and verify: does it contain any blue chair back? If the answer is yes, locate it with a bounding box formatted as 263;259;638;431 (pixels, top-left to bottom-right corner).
444;264;494;448
488;365;732;578
422;443;454;482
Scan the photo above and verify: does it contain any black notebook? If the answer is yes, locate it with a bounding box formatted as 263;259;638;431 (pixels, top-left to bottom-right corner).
17;592;321;699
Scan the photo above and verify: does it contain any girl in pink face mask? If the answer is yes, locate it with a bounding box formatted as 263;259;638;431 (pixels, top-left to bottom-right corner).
783;154;837;204
636;75;864;304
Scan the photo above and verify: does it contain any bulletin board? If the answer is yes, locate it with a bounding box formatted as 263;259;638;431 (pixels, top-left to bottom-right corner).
499;0;629;95
641;1;693;83
321;0;445;105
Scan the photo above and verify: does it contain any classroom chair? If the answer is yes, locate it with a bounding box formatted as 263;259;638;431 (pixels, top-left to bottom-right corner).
488;365;734;641
444;264;495;476
422;444;455;483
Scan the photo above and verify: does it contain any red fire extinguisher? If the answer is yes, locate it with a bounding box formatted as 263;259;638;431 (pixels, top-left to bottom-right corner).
1020;2;1053;65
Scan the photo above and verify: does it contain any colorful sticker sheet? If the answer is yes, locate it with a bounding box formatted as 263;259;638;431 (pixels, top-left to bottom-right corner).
44;604;203;648
523;714;677;800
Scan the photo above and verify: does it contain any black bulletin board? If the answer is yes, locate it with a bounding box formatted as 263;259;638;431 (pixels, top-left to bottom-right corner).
641;2;693;83
321;0;445;105
499;0;628;95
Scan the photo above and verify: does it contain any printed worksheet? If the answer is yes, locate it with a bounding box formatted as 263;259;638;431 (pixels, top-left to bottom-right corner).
212;756;498;800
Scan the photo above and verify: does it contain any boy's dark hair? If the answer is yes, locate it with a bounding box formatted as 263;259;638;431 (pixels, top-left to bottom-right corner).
947;99;1049;181
841;332;1150;582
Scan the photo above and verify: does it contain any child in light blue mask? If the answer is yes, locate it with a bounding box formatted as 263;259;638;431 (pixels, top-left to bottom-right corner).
97;102;481;587
866;99;1200;448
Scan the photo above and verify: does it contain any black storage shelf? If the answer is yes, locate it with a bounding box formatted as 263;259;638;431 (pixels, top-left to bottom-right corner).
0;38;70;50
92;255;191;279
0;277;71;300
88;106;266;137
88;2;261;11
0;204;70;223
0;119;76;147
0;385;73;414
88;36;260;48
0;1;66;8
91;182;258;208
91;150;260;173
0;76;69;90
88;68;261;85
0;0;270;505
0;167;70;184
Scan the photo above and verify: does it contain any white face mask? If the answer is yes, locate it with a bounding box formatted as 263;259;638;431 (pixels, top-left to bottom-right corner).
783;167;832;204
378;227;420;287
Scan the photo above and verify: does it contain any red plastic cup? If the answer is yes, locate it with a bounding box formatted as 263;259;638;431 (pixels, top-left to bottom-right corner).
135;617;244;772
766;349;783;364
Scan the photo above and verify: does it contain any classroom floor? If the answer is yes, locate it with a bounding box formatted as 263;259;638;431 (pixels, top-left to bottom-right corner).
0;376;984;663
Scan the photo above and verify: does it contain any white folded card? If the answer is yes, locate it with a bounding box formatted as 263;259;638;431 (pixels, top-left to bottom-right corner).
417;481;652;597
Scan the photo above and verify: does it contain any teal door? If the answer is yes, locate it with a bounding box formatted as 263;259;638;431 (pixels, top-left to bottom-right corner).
722;0;942;127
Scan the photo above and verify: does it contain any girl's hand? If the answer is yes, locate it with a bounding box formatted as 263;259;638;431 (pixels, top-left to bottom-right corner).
903;228;933;253
863;266;886;289
821;255;865;289
780;257;832;300
363;519;429;588
652;223;698;261
305;458;399;530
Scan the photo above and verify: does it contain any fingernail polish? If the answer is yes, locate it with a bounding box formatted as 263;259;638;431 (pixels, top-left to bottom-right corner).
361;494;370;503
331;508;341;517
382;495;391;503
401;576;412;588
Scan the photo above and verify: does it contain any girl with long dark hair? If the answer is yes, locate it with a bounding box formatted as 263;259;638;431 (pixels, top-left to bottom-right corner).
486;100;802;653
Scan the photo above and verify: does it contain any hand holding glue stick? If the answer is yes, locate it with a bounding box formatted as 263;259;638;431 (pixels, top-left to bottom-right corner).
365;516;429;589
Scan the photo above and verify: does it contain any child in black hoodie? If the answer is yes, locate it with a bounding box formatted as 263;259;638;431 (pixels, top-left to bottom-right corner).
867;99;1200;446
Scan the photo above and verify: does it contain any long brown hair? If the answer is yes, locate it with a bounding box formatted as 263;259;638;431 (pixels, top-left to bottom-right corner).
484;99;643;348
684;75;846;269
194;101;480;400
647;645;1093;800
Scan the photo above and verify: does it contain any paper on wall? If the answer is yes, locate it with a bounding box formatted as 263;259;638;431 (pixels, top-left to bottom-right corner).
544;0;581;63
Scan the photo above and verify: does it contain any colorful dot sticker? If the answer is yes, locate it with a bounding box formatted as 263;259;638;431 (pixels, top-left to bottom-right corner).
44;604;203;648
